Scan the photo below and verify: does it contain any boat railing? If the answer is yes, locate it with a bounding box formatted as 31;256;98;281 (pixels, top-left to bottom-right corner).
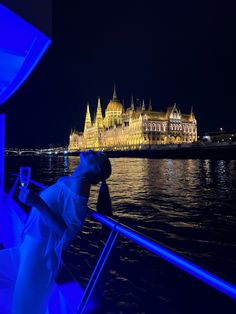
7;174;236;313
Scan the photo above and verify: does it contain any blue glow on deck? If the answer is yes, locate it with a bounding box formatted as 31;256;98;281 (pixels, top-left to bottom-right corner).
0;4;51;106
0;114;4;209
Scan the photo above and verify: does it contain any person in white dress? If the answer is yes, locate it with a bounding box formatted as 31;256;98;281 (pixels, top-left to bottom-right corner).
11;150;112;314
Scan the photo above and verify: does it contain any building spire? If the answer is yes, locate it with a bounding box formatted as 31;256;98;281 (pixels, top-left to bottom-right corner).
122;98;125;108
190;106;194;121
95;97;103;128
84;102;92;131
113;83;117;100
131;94;135;111
148;98;152;111
142;99;145;111
98;96;101;109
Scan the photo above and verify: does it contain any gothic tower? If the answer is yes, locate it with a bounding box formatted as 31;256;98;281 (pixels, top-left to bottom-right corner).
84;102;92;132
142;99;145;111
113;84;118;101
95;97;104;129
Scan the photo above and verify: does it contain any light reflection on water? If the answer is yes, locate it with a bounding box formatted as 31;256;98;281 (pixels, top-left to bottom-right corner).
5;156;236;313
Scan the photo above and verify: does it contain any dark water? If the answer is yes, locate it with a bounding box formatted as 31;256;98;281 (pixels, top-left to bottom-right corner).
5;156;236;313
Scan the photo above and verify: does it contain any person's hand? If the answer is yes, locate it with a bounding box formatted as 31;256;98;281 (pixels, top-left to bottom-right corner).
18;187;39;207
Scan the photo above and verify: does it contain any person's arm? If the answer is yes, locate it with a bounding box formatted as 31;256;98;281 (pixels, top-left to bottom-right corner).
18;187;67;237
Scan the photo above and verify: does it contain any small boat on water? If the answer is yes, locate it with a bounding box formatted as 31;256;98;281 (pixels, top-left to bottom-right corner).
0;3;236;314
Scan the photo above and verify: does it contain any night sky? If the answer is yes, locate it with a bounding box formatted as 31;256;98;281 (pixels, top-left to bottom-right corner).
3;0;236;148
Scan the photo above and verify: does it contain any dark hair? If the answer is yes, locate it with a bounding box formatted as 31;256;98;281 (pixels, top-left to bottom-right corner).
89;152;112;185
97;181;113;217
97;180;113;237
97;152;112;180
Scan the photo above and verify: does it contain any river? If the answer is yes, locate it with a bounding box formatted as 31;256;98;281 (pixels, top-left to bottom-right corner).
5;156;236;313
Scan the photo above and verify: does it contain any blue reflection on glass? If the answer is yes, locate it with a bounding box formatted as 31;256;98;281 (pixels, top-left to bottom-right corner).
0;2;51;243
0;4;51;106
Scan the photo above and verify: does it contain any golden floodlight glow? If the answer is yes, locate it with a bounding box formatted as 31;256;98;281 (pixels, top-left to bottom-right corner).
69;88;197;151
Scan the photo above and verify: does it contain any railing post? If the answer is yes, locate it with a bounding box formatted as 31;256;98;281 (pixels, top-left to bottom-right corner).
77;225;119;314
0;113;5;211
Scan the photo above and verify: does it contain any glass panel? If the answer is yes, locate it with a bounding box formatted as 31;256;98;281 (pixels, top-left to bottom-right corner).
0;4;51;106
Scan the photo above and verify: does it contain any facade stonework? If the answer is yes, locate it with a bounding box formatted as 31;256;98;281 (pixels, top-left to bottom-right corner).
68;87;197;151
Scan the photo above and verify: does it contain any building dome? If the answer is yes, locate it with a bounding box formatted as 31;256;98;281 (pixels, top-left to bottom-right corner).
106;100;124;112
106;85;124;112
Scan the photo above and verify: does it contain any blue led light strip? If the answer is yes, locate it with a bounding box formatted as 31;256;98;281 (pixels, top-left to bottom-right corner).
91;210;236;300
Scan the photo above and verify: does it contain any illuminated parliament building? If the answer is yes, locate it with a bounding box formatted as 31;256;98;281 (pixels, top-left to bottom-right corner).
68;87;197;151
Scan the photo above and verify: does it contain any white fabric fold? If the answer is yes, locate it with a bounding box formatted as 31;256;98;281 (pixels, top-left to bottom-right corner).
21;179;88;274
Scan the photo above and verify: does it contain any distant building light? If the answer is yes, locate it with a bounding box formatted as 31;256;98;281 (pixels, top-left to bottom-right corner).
220;128;223;132
202;136;211;142
64;150;68;154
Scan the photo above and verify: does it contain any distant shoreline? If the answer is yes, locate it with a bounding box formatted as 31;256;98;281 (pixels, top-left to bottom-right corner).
71;142;236;159
6;142;236;159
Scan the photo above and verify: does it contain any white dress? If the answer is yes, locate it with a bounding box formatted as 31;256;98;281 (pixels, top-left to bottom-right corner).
9;179;88;314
